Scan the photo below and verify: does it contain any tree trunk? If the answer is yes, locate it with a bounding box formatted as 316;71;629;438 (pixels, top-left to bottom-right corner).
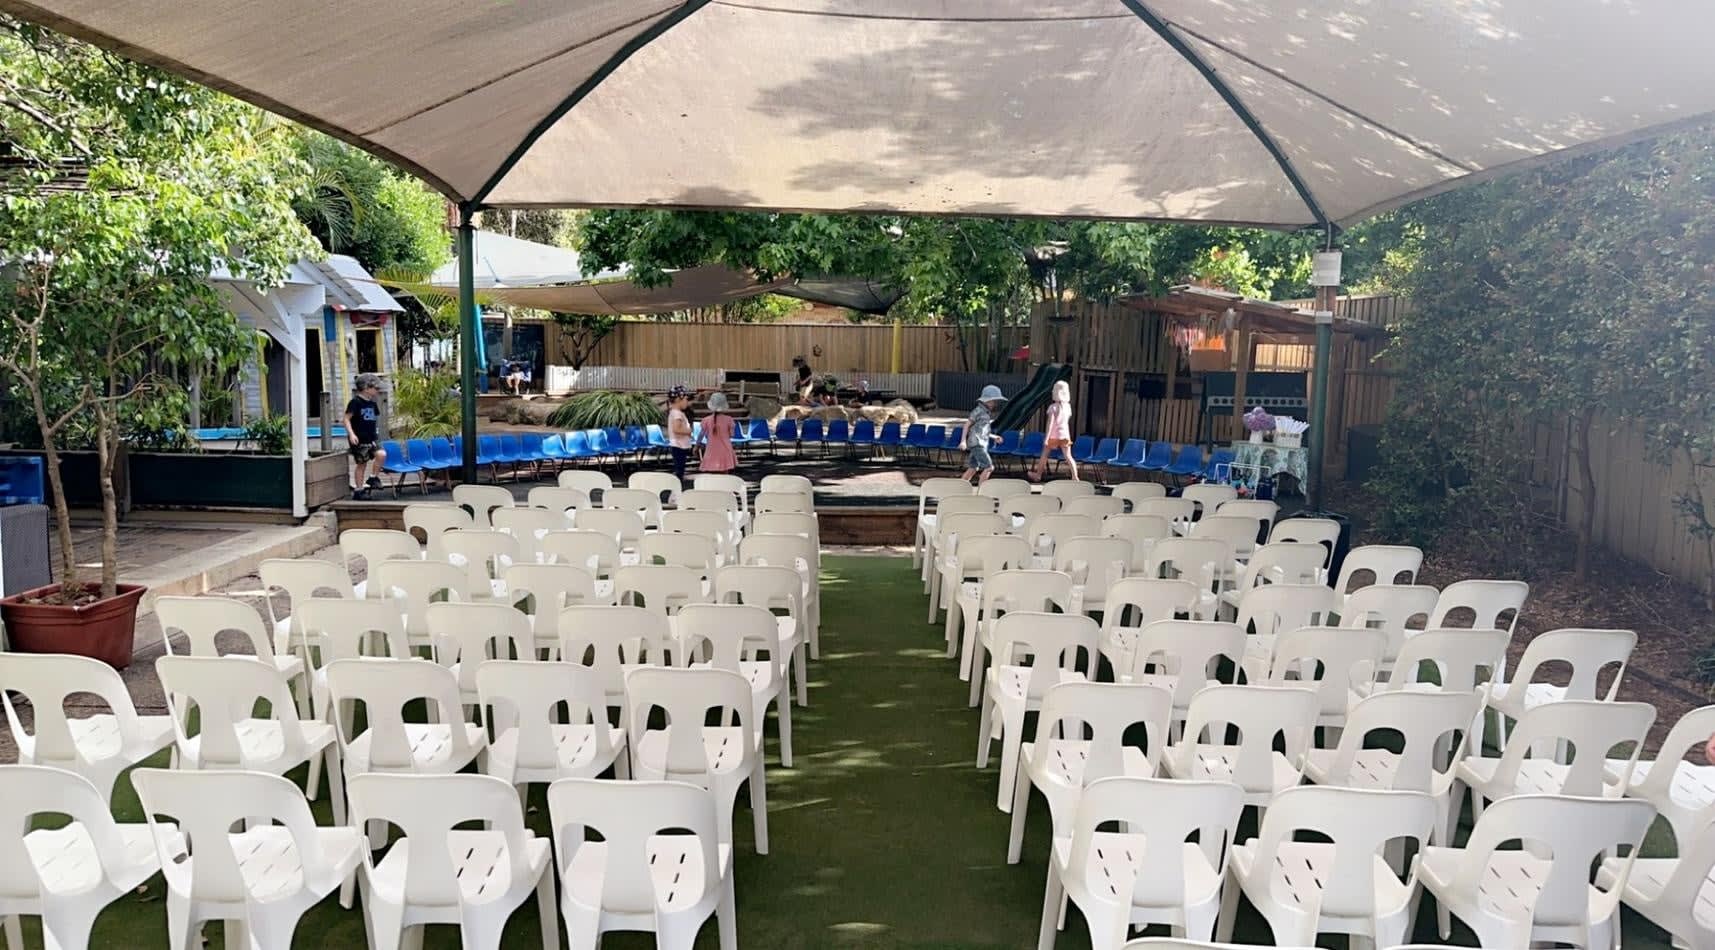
1572;409;1597;583
39;440;80;591
96;388;119;599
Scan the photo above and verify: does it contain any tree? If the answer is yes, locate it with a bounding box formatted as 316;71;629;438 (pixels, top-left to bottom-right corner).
552;313;618;369
0;17;315;598
292;130;448;275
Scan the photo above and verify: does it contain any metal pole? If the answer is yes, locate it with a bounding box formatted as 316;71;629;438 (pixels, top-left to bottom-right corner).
457;207;479;483
1308;308;1333;509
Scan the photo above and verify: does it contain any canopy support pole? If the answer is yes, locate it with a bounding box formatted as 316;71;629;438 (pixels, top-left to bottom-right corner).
1307;244;1341;509
457;205;479;483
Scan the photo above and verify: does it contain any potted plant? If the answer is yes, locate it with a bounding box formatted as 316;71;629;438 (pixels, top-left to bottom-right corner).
0;34;314;667
1242;406;1275;444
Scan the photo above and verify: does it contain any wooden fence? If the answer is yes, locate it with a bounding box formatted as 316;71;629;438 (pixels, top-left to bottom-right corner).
549;321;1025;376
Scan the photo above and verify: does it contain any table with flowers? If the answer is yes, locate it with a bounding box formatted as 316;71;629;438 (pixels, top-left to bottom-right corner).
1227;438;1308;494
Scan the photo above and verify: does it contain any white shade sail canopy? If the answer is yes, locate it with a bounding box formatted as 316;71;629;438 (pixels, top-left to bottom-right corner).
7;0;1714;228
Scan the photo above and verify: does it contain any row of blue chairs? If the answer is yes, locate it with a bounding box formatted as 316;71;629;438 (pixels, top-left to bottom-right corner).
376;424;753;494
769;418;965;461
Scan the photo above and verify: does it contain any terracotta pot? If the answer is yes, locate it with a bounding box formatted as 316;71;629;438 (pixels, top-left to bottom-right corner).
1;583;146;669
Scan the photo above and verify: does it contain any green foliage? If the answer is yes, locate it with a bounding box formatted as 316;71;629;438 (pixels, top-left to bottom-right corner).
551;313;619;369
391;366;461;438
546;391;664;431
120;384;200;453
241;414;292;455
291;131;448;274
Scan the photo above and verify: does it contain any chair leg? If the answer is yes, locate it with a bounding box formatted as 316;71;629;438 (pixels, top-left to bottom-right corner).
325;746;347;826
536;866;559;950
717;874;739;950
776;693;793;769
976;689;996;768
997;709;1024;812
1007;769;1032;864
794;643;808;707
748;763;769;855
1215;873;1242;942
1037;862;1065;950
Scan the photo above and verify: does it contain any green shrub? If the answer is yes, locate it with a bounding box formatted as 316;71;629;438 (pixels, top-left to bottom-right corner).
392;366;461;438
242;414;292;454
547;390;663;431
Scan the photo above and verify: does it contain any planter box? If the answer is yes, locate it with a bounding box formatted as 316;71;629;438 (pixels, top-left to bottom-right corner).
305;452;350;509
1;582;147;668
0;448;130;517
131;452;294;508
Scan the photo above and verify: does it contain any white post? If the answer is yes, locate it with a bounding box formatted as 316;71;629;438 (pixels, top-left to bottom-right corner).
290;325;310;518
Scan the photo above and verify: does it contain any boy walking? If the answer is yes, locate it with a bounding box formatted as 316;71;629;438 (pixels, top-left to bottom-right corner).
960;385;1008;486
344;373;387;499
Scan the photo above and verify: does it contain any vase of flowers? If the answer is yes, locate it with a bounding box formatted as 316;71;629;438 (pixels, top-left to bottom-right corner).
1242;406;1274;444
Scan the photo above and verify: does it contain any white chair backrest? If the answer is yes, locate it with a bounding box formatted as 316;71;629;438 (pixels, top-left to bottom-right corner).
559;470;614;500
1134;497;1195;528
1023;513;1101;555
662;507;736;540
1320;690;1481;792
1334;544;1424;596
1043;480;1096;500
1233;541;1327;592
439;528;519;592
1428;578;1529;634
1144;537;1231;596
1179;483;1236;517
155;654;311;767
1249;786;1439;919
1488;700;1655;795
402;504;474;557
714;564;804;622
638;532;718;576
493;506;573;562
676;489;739;514
1340;584;1438;662
740;532;819;581
476;660;612;771
0;764;143;898
547;778;722;917
1130;620;1247;707
1036;682;1175;786
981;569;1075;619
1192;514;1263;559
937;494;999;520
601;486;662;527
339;529;423;587
953;533;1034;586
1213;498;1278;534
692;473;748;511
979;478;1033;499
1181;684;1319;792
295;597;412;662
155;595;276;659
260;557;354;606
1266;518;1340;567
1453;795;1654;929
559;605;673;697
526;485;591;517
346;773;534;904
625;666;757;777
1053;536;1131;597
918;476;976;518
935;511;1005;553
1234;584;1337;638
613;564;708;615
0;652;146;767
754;491;813;515
628;471;682;507
1380;628;1509;693
1501;628;1635;708
1264;625;1388;716
1066;777;1245;910
373;559;470;638
1101;579;1201;642
504;562;599;640
1064;495;1124;519
990;612;1098;699
426;602;534;694
542;529;622;578
451;483;514;528
1632;704;1715;810
676;603;780;675
759;473;812;496
1112;482;1168;511
324;658;475;769
1102;514;1173;571
131;768;327;906
753;511;818;542
574;507;646;550
1002;494;1063;534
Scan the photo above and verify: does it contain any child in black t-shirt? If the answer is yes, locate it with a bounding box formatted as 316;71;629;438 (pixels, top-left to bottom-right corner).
343;373;387;499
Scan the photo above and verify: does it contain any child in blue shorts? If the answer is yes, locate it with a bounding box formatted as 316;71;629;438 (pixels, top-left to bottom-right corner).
960;385;1007;486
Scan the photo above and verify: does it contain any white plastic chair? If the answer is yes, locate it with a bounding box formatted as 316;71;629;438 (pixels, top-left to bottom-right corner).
575;506;647;552
1420;794;1654;950
527;485;591;517
1143;537;1231;620
759;473;812;496
1112;482;1168;511
1102;514;1173;573
1190;515;1262;565
1606;704;1715;847
402;503;473;559
154;595;307;715
626;667;769;853
541;529;622;592
1135;497;1196;533
1124;620;1246;735
1054;536;1130;618
505;561;599;655
715;564;810;707
740;532;822;659
131;768;361;950
1063;495;1124;519
453;483;515;528
258;557;354;656
560;469;613;502
752;512;819;556
927;510;1006;621
1480;627;1635;751
1598;811;1715;950
1023;513;1101;560
1338;584;1438;675
947;533;1035;664
1039;777;1244;949
1161;684;1318;806
604;486;663;528
629;470;682;507
677;603;793;767
1449;699;1654;844
1006;682;1173;865
964;569;1075;703
348;772;556;950
753;491;812;515
1211;498;1277;539
559;604;674;725
1333;544;1424;602
1217;541;1326;615
1097;578;1200;675
980;477;1034;499
1002;493;1061;538
1258;625;1387;733
478;660;627;791
916;476;979;570
440;528;519;600
1356;628;1510;704
614;564;709;620
548;778;737;950
1178;483;1234;518
155;654;346;824
0;652;174;803
1043;480;1096;500
1219;786;1438;949
338;528;423;598
323;658;487;779
426;601;535;714
693;472;749;510
372;558;470;651
1233;584;1338;681
1427;578;1529;635
639;532;719;577
0;764;162;950
661;508;740;565
1265;518;1340;568
494;505;574;563
292;597;413;722
978;611;1098;812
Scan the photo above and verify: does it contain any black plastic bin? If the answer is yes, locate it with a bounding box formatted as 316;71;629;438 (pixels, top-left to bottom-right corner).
1278;508;1353;582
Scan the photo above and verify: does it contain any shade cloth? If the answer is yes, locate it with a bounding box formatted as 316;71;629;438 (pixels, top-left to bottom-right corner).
7;0;1713;228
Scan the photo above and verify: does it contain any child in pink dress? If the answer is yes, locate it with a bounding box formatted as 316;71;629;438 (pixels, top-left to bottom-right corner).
700;391;738;473
1032;379;1078;482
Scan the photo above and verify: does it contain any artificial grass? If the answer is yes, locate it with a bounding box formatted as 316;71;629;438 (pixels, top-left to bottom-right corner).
22;555;1683;948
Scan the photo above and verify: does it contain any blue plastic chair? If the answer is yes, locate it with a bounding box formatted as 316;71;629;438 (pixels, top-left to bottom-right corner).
692;421;705;446
647;424;670;454
850;419;877;450
939;426;964;465
1165;444;1207;477
410;437;454;491
1135;440;1174;472
380;439;424;495
625;426;650;455
587;429;613;465
562;430;593;463
430;437;459;476
539;433;568;469
920;425;946;466
601;427;628;464
497;435;526;473
1017;431;1046;462
773;418;798;455
521;432;549;462
1202;448;1236;481
1078;437;1118;466
1112;439;1147;469
876;422;903;458
798;418;824;454
745;418;770;453
728;421;751;448
824;419;850;456
902;423;929;461
1064;435;1096;465
992;430;1022;460
476;435;503;475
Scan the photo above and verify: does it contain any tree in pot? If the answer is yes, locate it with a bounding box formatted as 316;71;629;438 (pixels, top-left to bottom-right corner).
0;19;315;666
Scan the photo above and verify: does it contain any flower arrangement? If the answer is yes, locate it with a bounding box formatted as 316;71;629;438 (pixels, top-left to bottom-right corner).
1242;407;1274;432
